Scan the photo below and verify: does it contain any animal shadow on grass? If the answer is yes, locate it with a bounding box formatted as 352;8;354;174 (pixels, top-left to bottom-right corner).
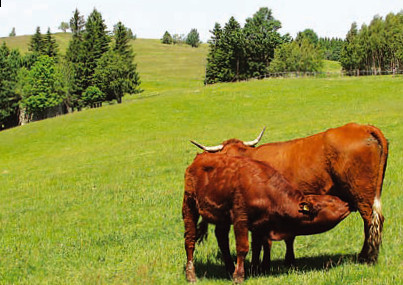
193;252;357;281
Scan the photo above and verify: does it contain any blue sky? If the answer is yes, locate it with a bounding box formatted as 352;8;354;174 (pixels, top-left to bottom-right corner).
0;0;402;41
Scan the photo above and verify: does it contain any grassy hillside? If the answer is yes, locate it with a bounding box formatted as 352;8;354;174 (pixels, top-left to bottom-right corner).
0;34;402;284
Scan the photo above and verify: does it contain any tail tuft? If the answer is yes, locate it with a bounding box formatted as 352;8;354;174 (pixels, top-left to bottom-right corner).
367;198;385;262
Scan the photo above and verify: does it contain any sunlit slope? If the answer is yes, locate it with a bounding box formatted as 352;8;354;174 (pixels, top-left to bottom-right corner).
0;73;402;283
132;39;208;93
0;35;402;283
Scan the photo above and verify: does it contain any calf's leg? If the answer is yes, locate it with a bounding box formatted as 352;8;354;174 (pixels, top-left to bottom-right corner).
261;238;272;273
251;231;263;275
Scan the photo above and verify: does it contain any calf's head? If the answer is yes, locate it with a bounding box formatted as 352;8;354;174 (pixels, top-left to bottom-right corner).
296;195;351;235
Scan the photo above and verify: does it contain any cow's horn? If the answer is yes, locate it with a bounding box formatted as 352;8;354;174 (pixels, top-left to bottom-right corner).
243;127;266;147
190;140;224;152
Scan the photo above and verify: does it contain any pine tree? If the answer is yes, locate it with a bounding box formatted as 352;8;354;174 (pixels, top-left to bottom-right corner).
205;23;223;84
113;21;133;60
222;16;246;81
81;8;111;90
65;9;86;110
161;31;173;44
243;7;284;77
92;21;141;104
69;8;85;35
43;28;58;59
0;43;22;129
186;29;201;47
29;27;44;54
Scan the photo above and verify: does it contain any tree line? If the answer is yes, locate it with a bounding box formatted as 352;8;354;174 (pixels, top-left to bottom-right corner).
161;29;201;47
205;8;402;84
340;12;403;75
0;8;141;130
204;8;334;84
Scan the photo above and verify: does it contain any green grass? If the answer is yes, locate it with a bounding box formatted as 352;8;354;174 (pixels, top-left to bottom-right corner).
0;34;402;284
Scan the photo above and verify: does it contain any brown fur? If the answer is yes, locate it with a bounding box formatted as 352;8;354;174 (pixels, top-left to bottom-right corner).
206;123;388;264
182;153;350;282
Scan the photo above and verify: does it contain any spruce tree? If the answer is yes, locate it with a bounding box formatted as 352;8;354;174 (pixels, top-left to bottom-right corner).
65;9;86;110
186;29;201;47
43;28;58;59
161;31;173;44
222;17;245;81
0;43;22;129
69;8;85;35
92;21;141;104
81;8;111;90
205;23;224;84
29;27;44;54
113;21;132;60
243;7;283;77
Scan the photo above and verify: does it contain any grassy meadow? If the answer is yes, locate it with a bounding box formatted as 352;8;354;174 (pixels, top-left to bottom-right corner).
0;35;402;284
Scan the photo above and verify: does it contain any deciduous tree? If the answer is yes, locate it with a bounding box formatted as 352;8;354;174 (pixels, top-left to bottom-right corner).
20;55;64;119
58;22;70;33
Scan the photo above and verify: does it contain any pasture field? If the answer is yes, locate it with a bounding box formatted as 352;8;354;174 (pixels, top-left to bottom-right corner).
0;36;402;284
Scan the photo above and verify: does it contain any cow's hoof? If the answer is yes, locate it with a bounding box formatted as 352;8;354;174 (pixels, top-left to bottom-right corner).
186;261;197;282
225;263;235;275
233;273;244;284
358;252;377;265
260;263;270;274
284;258;296;267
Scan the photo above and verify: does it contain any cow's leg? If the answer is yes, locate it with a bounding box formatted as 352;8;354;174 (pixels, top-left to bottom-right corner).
284;236;296;266
215;224;235;275
182;193;199;282
251;231;263;275
357;197;384;264
261;238;272;273
233;220;249;283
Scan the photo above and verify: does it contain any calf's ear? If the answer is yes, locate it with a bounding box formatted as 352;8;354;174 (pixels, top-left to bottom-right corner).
299;202;317;215
299;202;310;214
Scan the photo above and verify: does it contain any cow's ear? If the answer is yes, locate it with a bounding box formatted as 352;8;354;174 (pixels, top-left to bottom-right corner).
299;202;312;215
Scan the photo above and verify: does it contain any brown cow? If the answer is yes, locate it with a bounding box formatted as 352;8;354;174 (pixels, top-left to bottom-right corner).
182;153;350;283
191;123;388;264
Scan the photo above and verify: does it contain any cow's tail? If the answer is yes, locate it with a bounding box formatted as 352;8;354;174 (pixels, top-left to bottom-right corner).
368;125;389;260
196;219;208;244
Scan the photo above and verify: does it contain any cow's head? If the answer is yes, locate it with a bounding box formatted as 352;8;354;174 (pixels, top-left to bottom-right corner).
190;127;266;155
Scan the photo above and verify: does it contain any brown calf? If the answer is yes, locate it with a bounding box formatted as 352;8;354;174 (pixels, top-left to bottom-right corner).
182;153;350;282
191;123;388;264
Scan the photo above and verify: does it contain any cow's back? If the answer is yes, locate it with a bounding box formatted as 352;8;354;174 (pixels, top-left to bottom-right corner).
251;123;386;198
